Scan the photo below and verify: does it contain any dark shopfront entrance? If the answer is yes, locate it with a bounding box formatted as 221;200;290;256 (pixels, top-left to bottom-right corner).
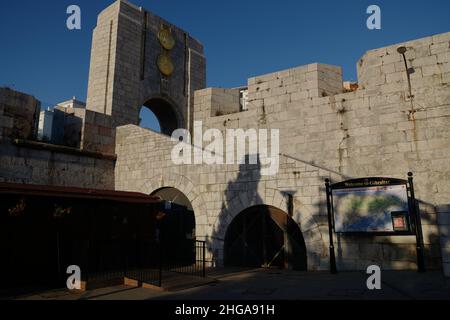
0;183;163;295
224;205;307;271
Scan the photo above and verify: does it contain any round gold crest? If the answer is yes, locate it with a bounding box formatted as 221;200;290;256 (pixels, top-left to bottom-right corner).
157;53;174;77
157;28;175;50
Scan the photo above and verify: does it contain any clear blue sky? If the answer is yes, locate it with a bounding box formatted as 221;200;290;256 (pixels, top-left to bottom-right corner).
1;0;450;130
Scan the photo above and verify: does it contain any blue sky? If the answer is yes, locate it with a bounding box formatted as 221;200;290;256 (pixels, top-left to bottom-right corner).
1;0;450;130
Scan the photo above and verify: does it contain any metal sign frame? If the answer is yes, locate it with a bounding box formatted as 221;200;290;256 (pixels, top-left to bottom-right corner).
330;177;412;236
325;172;425;274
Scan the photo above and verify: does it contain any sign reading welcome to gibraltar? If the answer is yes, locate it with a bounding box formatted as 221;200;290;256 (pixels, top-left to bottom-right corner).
325;174;426;273
329;178;412;234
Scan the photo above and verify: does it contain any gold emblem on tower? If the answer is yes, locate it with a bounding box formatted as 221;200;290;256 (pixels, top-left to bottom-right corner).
157;28;175;50
157;27;175;77
157;53;174;77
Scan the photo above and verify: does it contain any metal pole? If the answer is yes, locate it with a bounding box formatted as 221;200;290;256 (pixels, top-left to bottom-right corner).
285;194;294;269
202;241;206;278
85;239;90;284
159;237;163;287
56;230;61;284
396;47;416;120
262;209;268;268
325;179;337;274
408;172;426;272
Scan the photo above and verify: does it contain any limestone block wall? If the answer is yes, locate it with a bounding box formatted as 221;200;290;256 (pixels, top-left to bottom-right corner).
115;124;328;269
86;0;206;131
0;88;40;141
194;88;242;118
438;206;450;277
358;32;450;91
0;141;115;190
81;110;116;154
0;88;116;190
115;32;450;272
86;1;120;117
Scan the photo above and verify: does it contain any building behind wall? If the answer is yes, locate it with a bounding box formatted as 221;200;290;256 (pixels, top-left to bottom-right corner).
1;0;450;276
37;109;54;142
37;98;86;148
0;87;115;189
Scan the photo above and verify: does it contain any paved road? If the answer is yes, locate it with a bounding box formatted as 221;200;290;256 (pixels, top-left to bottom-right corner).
14;269;450;300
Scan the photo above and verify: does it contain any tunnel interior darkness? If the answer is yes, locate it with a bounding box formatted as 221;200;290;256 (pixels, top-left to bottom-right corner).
151;187;195;241
140;98;181;136
224;205;307;271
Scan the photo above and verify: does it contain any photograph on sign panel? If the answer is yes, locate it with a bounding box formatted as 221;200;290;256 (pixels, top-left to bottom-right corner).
333;185;409;233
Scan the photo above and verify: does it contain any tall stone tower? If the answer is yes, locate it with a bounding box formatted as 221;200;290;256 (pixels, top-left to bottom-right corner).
86;0;206;135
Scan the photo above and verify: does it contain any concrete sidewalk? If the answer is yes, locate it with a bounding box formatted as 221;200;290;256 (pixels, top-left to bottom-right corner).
14;269;450;300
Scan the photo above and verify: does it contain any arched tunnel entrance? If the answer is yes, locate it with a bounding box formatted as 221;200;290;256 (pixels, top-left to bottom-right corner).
139;98;182;135
151;188;196;264
224;205;307;271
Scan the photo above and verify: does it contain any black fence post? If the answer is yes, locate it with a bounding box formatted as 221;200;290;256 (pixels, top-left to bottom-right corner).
84;239;90;285
123;239;127;280
202;241;206;278
408;172;426;273
158;240;163;287
325;179;337;274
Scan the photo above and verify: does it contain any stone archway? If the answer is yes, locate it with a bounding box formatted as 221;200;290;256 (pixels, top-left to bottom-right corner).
224;205;307;270
86;3;205;130
150;187;197;265
138;174;209;240
140;97;184;136
211;187;327;270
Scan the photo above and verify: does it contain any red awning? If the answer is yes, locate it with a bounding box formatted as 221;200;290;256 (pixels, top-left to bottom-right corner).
0;182;162;205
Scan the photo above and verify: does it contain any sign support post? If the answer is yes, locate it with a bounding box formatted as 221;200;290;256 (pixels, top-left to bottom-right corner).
408;172;426;273
325;179;337;274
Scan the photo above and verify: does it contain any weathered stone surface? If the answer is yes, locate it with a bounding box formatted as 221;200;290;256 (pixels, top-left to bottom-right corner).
3;1;450;274
0;88;40;140
86;0;206;134
0;141;115;189
115;30;450;272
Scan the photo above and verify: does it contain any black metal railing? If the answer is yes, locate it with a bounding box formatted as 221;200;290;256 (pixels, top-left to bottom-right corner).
84;239;206;288
163;240;206;278
82;239;128;285
124;239;163;287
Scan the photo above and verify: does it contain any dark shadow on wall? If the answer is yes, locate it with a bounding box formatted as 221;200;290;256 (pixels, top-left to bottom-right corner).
206;155;307;271
314;182;442;271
